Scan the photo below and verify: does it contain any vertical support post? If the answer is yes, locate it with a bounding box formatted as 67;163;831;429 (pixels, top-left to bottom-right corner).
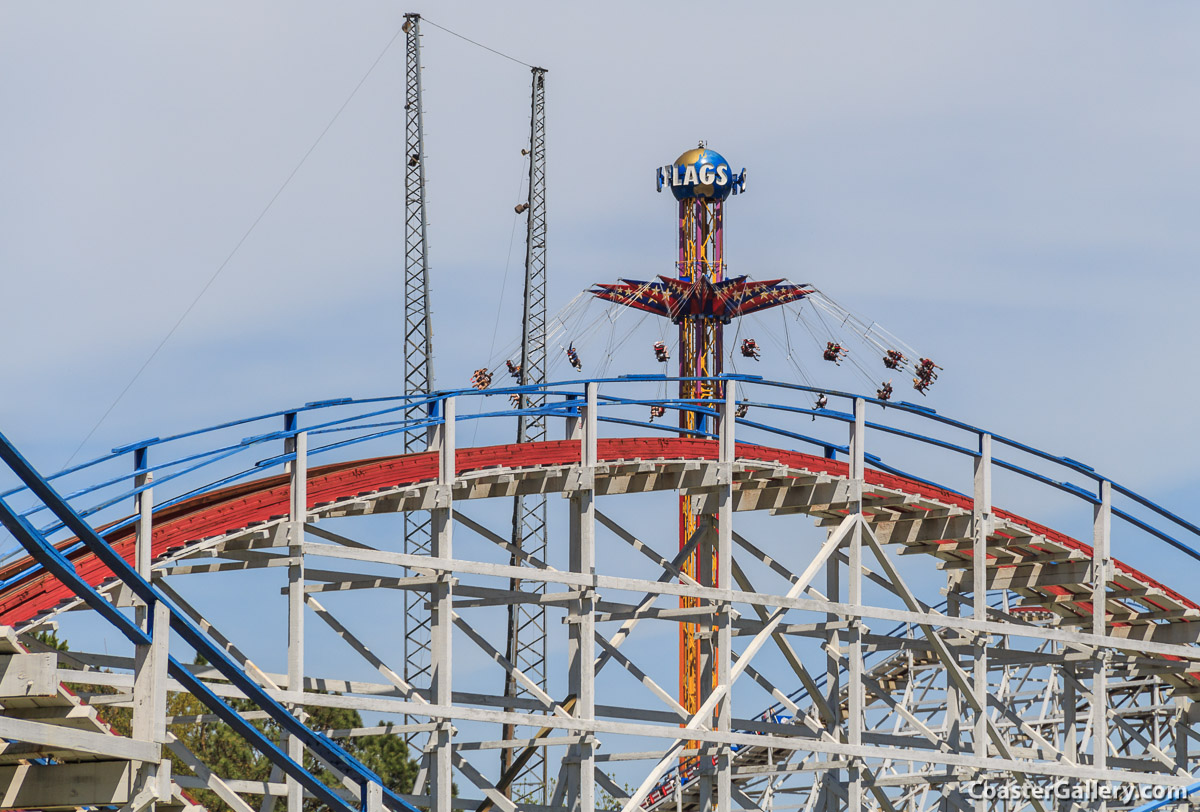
696;516;715;812
845;398;865;812
943;592;961;812
134;447;153;600
133;600;171;800
565;393;582;442
764;750;775;812
132;448;169;800
1174;701;1189;776
972;434;991;801
824;515;841;812
430;398;456;812
367;781;384;812
1092;480;1111;807
567;382;597;812
285;414;306;812
714;382;734;812
1063;667;1077;767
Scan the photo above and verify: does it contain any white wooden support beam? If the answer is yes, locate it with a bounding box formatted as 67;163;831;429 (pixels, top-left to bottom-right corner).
716;381;735;812
1064;666;1078;768
583;380;597;469
430;397;455;812
131;593;170;805
565;389;583;442
728;559;837;733
0;715;160;762
0;761;137;808
620;514;856;812
857;523;1051;812
972;434;992;790
1092;479;1112;808
1174;701;1189;776
367;780;384;812
846;397;865;812
134;446;153;628
945;591;962;754
824;452;842;812
132;600;169;745
0;653;58;698
568;381;597;812
131;442;158;812
167;734;258;812
262;685;1189;787
285;416;306;812
298;540;1200;660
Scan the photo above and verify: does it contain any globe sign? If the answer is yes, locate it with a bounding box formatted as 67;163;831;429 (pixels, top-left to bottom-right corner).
664;147;736;202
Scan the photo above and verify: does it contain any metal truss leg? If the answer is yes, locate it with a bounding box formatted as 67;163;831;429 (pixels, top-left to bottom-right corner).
402;10;436;750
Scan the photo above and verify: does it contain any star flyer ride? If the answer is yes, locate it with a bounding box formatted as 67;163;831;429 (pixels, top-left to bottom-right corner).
591;145;814;723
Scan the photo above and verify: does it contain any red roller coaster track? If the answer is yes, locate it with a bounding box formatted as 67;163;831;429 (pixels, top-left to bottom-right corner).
1;437;1194;684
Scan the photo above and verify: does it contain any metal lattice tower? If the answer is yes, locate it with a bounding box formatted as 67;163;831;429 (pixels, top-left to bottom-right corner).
401;11;435;706
502;66;549;804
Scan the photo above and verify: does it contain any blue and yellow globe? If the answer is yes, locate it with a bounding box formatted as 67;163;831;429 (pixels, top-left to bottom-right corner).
669;147;734;202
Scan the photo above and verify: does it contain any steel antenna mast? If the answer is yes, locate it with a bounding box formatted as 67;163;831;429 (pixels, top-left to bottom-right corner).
401;11;436;727
502;65;549;804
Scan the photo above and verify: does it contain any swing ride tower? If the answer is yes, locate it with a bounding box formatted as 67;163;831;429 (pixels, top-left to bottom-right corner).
591;145;814;719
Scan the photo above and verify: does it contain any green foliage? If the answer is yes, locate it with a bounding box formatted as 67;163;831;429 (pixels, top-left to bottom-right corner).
168;691;273;809
30;628;70;652
354;730;420;794
168;688;422;812
299;708;420;812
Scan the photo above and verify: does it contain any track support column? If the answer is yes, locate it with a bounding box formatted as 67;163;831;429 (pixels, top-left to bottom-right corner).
431;397;456;812
824;471;841;812
715;382;735;812
846;398;865;812
567;382;597;812
134;447;154;600
944;591;961;812
132;448;170;805
972;433;992;807
1092;479;1111;811
285;414;307;812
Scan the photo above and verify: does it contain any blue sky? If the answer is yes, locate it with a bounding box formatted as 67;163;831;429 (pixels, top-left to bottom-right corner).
2;1;1200;786
3;3;1198;498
